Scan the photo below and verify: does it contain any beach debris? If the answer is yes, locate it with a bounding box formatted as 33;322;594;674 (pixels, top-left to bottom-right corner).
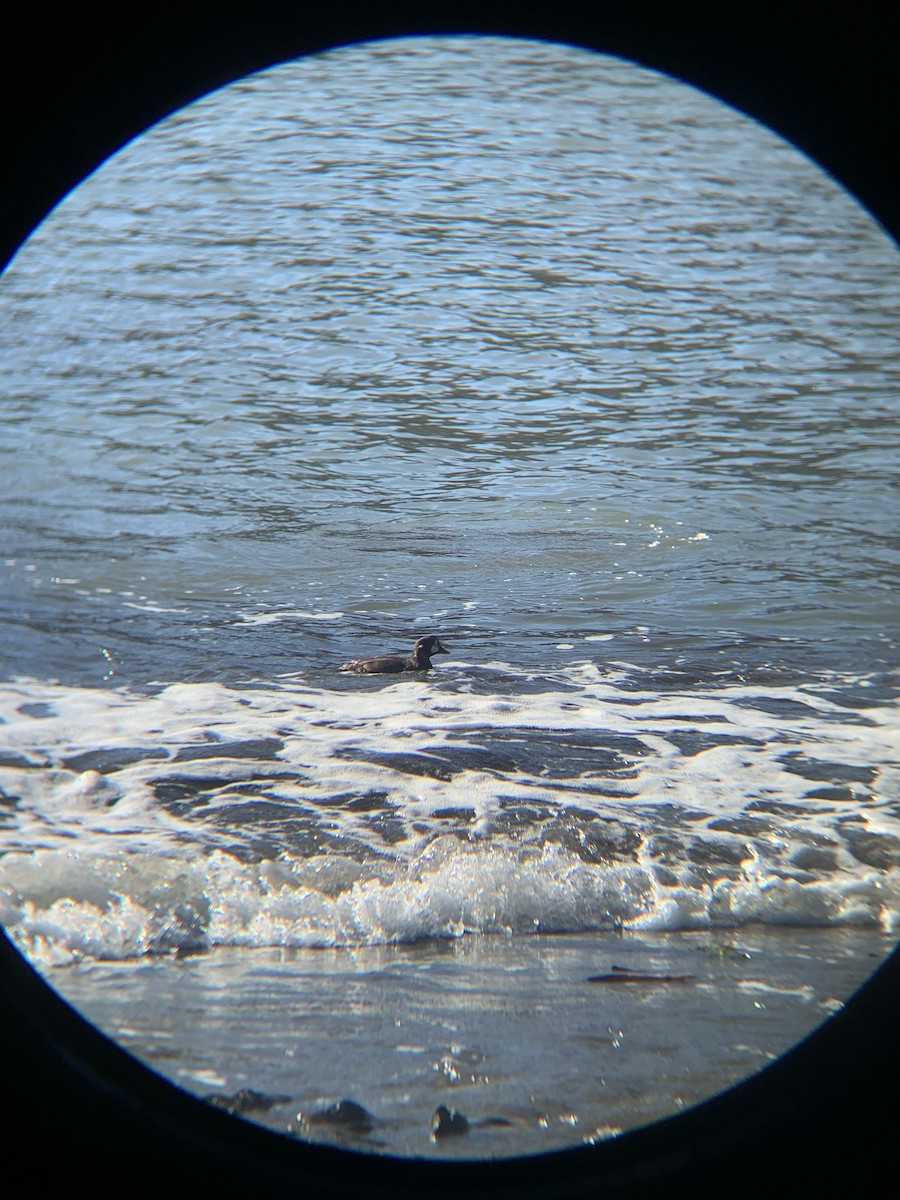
432;1105;470;1138
300;1099;376;1133
203;1087;291;1115
587;965;696;985
700;940;753;962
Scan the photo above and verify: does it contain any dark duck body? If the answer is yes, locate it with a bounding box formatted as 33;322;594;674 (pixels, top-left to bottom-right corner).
340;635;449;675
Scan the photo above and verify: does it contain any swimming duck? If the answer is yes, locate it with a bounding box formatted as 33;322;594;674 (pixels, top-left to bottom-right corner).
340;634;449;674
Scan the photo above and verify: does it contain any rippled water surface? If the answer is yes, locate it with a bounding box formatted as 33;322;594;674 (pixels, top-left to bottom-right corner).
0;36;898;1158
2;37;898;684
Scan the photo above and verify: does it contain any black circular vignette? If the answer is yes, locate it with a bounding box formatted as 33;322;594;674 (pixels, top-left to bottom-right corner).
1;3;898;1197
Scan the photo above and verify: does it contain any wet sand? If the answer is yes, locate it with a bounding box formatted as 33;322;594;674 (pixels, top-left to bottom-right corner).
45;923;894;1159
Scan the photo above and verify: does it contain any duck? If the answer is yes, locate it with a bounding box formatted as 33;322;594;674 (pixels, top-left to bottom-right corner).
340;634;449;674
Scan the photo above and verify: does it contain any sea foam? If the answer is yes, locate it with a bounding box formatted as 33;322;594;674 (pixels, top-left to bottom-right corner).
1;665;898;964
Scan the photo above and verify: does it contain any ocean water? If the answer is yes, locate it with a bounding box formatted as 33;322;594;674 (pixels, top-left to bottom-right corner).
0;36;898;1158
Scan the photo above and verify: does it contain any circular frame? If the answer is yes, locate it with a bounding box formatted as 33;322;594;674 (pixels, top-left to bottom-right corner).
2;4;898;1195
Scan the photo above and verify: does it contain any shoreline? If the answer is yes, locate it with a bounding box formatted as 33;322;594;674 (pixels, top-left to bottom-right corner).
42;923;894;1159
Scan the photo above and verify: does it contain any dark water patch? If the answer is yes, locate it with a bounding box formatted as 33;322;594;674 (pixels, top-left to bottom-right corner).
662;730;761;757
651;712;730;724
841;829;900;870
628;803;710;827
360;811;408;846
541;815;643;864
152;775;227;806
746;798;828;819
438;672;583;697
173;737;285;763
339;531;452;561
330;791;392;813
496;799;560;825
475;807;646;865
206;797;313;825
806;705;878;727
0;750;48;769
643;832;687;864
778;752;876;787
210;777;312;796
803;785;861;803
680;862;743;889
449;728;646;780
210;820;365;862
308;719;371;731
813;681;900;711
610;644;812;689
202;800;348;858
707;815;779;837
686;837;752;867
789;845;839;871
790;828;838;847
790;699;880;727
151;772;304;811
151;774;238;805
610;656;806;694
592;692;650;707
517;778;639;800
651;865;680;886
612;673;698;695
168;789;413;856
332;747;453;781
61;745;169;774
423;742;520;775
735;696;830;719
16;702;55;719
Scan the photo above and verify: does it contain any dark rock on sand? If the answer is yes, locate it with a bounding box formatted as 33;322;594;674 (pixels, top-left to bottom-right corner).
301;1099;376;1134
432;1105;470;1138
204;1087;291;1115
587;965;695;984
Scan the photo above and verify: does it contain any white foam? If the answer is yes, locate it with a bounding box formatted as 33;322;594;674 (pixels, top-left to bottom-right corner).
235;609;344;626
4;836;898;968
121;601;192;614
1;668;898;962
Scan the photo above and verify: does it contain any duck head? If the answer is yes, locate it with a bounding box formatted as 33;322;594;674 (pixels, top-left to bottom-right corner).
412;635;449;668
